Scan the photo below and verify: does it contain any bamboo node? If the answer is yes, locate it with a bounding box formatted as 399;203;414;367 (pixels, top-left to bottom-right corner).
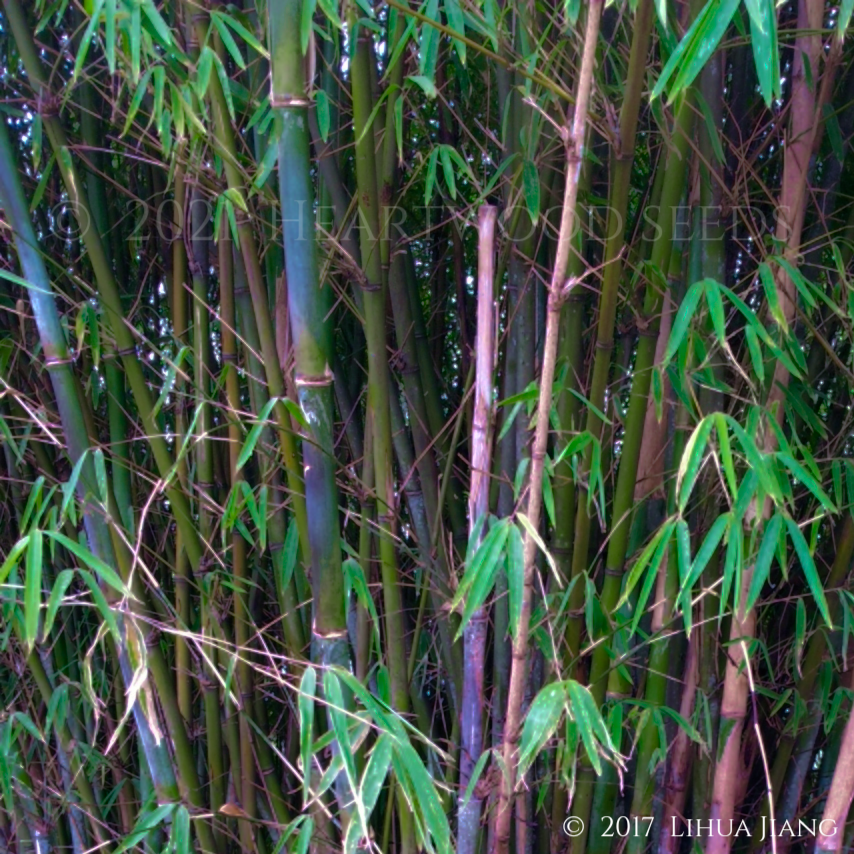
44;356;75;369
295;371;333;388
269;95;310;108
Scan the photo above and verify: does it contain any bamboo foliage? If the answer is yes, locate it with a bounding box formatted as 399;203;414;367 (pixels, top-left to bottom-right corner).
2;0;854;853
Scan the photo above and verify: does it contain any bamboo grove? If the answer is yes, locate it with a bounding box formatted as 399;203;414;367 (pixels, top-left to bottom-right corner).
3;0;854;852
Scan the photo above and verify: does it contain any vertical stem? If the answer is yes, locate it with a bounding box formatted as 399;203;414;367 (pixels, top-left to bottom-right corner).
494;5;603;850
458;205;497;854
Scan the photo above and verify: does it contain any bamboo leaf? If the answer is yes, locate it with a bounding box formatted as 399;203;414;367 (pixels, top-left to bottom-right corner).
517;512;561;586
218;11;269;57
42;569;74;640
78;569;119;639
301;0;317;54
653;0;741;102
518;682;566;777
460;749;490;810
0;536;29;587
522;158;540;226
299;667;316;803
24;530;43;652
212;11;246;68
663;279;705;365
744;0;780;106
315;89;330;142
408;75;438;99
454;519;509;637
677;415;714;512
776;452;837;513
45;531;130;597
617;520;674;611
785;516;832;628
794;596;806;678
444;0;466;62
72;0;105;85
419;0;440;81
236;397;278;472
360;733;392;817
745;513;782;613
114;805;176;854
567;680;615;776
506;521;524;642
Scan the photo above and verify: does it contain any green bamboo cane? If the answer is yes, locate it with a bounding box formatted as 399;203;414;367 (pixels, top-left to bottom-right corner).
219;217;259;854
2;0;204;570
347;15;414;850
191;15;311;643
347;16;411;718
268;0;346;663
0;117;187;842
565;0;654;653
188;190;226;848
171;155;193;724
585;94;694;701
76;77;134;536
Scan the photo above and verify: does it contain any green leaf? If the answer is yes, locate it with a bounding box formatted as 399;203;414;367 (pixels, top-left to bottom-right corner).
212;11;246;68
315;89;331;142
695;90;725;164
301;0;318;54
460;749;490;810
419;0;440;80
72;0;105;85
663;279;705;365
745;513;782;613
129;0;141;83
454;520;509;637
140;0;172;46
567;680;614;776
78;569;119;639
45;531;130;597
408;75;438;99
617;519;674;611
298;667;317;803
506;522;524;642
777;452;837;514
677;415;714;512
218;12;269;58
360;733;392;817
522;159;540;226
653;0;741;102
43;569;74;640
195;46;215;103
785;517;832;628
24;531;43;652
439;144;457;200
794;596;806;677
444;0;466;62
237;397;278;472
744;0;780;106
171;806;190;854
113;805;177;854
518;682;566;777
212;50;236;121
105;0;117;74
0;536;29;587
